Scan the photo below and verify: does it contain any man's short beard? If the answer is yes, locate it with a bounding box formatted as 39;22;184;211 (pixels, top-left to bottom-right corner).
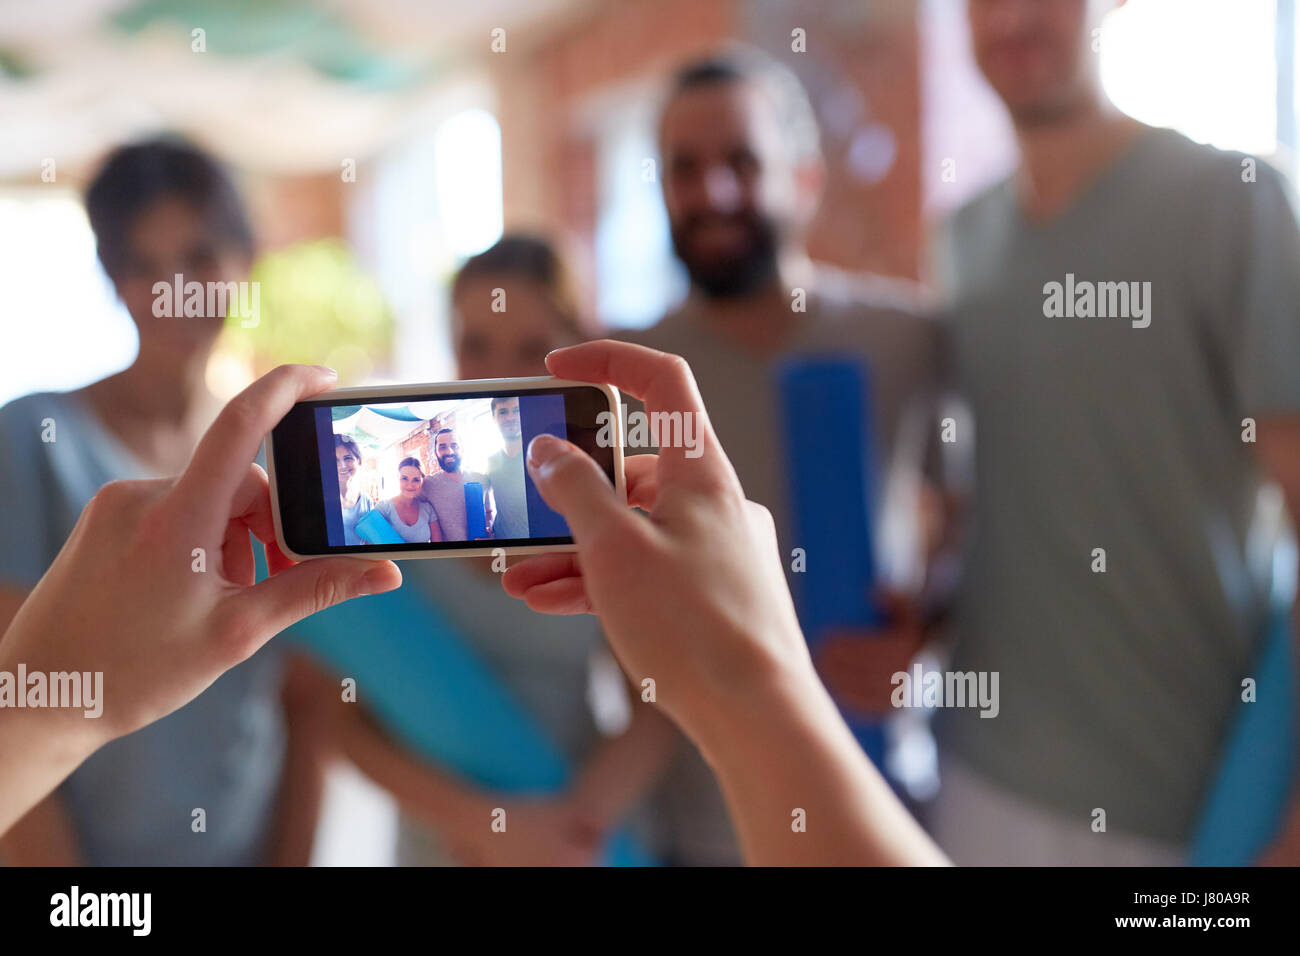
439;455;459;472
671;214;781;300
1002;78;1095;130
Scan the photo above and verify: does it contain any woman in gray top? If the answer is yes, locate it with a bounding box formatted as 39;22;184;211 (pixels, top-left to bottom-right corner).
0;138;302;865
335;435;374;545
375;457;443;543
289;236;676;866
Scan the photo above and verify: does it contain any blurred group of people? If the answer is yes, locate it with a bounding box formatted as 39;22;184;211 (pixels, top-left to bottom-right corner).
1;0;1298;866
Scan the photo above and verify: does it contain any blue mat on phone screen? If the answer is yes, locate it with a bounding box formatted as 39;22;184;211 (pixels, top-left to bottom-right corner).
1189;595;1295;865
464;481;486;541
355;508;404;546
265;551;651;866
776;357;886;769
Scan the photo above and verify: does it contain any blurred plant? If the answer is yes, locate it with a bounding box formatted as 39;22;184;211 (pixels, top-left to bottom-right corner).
223;238;394;384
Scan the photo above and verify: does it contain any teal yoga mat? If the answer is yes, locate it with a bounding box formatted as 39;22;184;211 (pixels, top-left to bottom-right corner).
355;508;404;545
464;481;486;541
1189;598;1296;865
280;575;653;866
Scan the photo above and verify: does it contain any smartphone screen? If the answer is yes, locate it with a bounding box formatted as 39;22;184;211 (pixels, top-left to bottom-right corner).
270;382;619;558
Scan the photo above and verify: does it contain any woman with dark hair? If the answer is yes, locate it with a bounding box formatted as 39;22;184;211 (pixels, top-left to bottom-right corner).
288;235;678;867
335;434;374;545
0;137;315;866
375;457;443;543
450;234;587;380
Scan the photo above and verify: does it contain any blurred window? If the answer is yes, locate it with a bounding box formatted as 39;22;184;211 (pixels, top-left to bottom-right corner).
0;190;136;407
592;93;687;330
1100;0;1282;161
435;109;504;259
349;103;503;382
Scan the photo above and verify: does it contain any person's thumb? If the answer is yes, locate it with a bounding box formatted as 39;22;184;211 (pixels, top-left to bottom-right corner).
526;433;632;542
222;557;402;660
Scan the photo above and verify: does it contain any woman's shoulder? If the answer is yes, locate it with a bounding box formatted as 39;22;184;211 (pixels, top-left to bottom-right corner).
0;391;107;584
344;492;374;513
0;390;72;433
0;391;101;472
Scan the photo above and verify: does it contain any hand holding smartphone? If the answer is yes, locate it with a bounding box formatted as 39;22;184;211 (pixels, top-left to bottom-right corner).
268;376;624;560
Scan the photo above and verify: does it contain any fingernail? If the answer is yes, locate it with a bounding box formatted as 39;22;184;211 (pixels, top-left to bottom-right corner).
313;365;338;378
528;433;567;468
543;346;573;372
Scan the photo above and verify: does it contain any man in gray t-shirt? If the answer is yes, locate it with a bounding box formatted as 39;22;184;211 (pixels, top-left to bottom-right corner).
928;2;1300;865
421;427;488;541
484;396;529;540
622;51;949;866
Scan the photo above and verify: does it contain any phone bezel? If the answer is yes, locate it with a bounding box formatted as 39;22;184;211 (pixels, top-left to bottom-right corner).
266;376;623;561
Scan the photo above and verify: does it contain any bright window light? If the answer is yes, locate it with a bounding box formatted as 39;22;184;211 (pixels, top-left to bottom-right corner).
434;109;504;259
1100;0;1278;155
594;97;687;329
0;192;136;407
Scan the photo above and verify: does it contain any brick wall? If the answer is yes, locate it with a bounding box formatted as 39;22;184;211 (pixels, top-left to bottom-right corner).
396;426;433;476
490;0;923;311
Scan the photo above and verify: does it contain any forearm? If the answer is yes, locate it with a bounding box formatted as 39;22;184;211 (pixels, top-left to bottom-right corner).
0;791;83;865
265;669;329;866
683;658;949;867
571;701;678;827
0;708;93;839
1;590;95;836
332;704;484;833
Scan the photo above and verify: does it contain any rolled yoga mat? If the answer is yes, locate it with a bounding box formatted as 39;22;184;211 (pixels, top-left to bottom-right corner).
1189;593;1295;865
464;481;487;541
355;508;404;546
259;546;651;866
776;356;887;768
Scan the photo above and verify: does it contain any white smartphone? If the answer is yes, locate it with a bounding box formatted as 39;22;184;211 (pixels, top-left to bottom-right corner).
266;376;623;561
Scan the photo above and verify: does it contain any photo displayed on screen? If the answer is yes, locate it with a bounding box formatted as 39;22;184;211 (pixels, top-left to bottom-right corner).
317;392;573;548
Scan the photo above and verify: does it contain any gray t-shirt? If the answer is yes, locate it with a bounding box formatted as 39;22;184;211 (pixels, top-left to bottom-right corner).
621;275;947;865
931;126;1300;846
420;470;485;542
341;492;373;545
485;450;529;540
0;390;285;865
376;496;438;543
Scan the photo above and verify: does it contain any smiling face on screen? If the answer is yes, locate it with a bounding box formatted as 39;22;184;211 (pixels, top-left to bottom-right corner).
398;464;423;498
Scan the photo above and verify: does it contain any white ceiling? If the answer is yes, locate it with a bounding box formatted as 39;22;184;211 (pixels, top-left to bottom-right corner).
0;0;584;178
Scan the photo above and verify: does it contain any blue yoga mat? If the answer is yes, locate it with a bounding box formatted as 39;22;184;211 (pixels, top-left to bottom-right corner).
1189;597;1296;865
279;572;652;866
776;357;886;768
464;481;486;541
355;508;404;545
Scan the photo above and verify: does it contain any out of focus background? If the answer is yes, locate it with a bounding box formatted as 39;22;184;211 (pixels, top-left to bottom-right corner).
3;0;1294;407
1;0;1294;863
